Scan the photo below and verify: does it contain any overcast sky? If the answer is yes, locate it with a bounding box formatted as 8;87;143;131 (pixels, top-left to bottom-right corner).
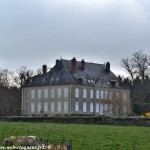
0;0;150;75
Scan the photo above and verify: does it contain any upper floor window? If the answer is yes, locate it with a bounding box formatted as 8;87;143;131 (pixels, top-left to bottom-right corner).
51;89;55;98
44;89;48;98
109;91;112;100
75;88;79;98
100;91;104;99
58;88;62;98
105;91;108;99
38;89;42;99
31;90;35;99
90;90;94;99
123;92;127;101
96;90;99;99
64;88;68;98
83;89;87;99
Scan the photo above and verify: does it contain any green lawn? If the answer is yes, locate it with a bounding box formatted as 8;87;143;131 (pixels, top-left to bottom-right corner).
0;121;150;150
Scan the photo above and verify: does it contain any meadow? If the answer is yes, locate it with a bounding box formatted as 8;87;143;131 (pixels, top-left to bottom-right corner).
0;121;150;150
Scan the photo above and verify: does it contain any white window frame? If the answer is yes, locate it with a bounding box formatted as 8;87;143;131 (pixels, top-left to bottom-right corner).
38;103;41;113
51;102;55;112
96;90;99;99
64;102;68;112
123;92;126;102
96;103;99;113
109;91;112;100
75;88;79;98
64;88;68;98
31;90;35;99
38;89;42;99
90;103;93;113
31;103;35;113
105;91;108;99
75;102;79;112
90;90;94;99
83;89;87;99
83;102;87;112
100;104;103;115
58;88;62;98
101;90;104;99
44;102;48;112
51;89;55;98
44;89;48;99
58;102;61;112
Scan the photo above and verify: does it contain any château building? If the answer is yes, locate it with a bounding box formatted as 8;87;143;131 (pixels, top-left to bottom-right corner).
22;58;130;116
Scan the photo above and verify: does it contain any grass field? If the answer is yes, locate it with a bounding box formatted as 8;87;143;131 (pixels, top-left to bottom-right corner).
0;121;150;150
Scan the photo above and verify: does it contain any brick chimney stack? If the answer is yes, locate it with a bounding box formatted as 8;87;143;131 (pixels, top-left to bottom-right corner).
71;57;76;73
81;59;85;70
105;62;110;73
42;65;47;74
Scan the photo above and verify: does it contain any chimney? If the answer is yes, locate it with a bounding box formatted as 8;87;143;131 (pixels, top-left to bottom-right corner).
71;57;76;73
42;65;47;74
81;59;85;70
105;62;110;73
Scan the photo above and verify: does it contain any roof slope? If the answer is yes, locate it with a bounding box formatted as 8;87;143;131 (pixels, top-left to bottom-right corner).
23;58;123;88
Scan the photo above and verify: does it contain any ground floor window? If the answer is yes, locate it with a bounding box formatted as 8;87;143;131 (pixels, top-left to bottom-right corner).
44;102;48;112
90;103;93;113
75;102;79;112
38;103;41;113
31;103;35;113
64;102;68;112
96;103;99;113
83;102;87;112
51;102;55;112
100;104;103;115
58;102;61;112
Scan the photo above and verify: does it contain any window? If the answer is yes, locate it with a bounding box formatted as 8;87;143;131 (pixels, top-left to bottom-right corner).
116;92;119;99
38;89;42;99
51;89;55;98
109;91;112;100
90;90;94;99
64;88;68;98
51;102;55;112
109;104;113;114
90;103;93;113
75;88;79;98
123;105;127;114
64;102;68;112
31;90;35;99
31;103;35;113
83;89;87;98
100;104;103;115
44;102;48;112
104;104;108;112
123;92;126;102
83;102;86;112
44;89;48;98
38;103;41;113
105;91;108;99
58;88;62;98
96;103;99;113
58;102;61;112
96;90;99;99
75;102;79;112
100;91;104;99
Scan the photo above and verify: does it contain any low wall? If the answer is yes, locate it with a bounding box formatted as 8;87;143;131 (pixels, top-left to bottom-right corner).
0;116;150;126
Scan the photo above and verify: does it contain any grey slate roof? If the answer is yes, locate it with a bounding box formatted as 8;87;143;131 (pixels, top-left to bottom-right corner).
23;59;123;88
